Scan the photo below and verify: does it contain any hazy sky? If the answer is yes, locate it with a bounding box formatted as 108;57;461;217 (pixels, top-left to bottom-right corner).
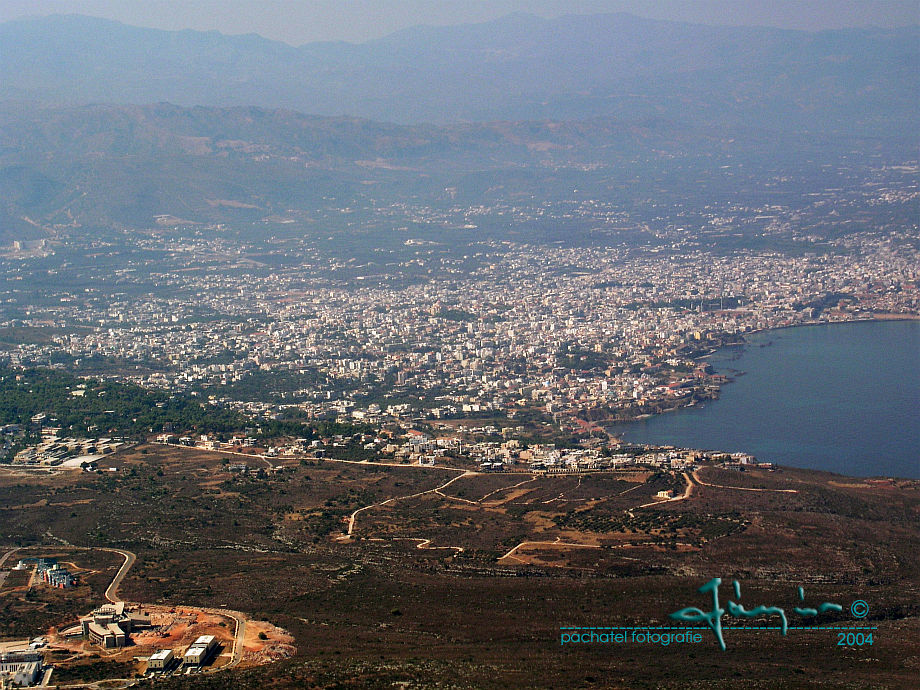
0;0;917;44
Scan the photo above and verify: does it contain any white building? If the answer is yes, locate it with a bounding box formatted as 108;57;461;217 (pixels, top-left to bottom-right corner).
183;635;218;666
146;649;174;672
0;652;42;687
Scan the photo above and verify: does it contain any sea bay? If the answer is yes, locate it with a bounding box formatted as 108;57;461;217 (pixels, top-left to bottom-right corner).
610;319;920;479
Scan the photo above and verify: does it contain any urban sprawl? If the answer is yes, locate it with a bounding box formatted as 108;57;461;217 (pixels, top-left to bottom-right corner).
1;178;918;462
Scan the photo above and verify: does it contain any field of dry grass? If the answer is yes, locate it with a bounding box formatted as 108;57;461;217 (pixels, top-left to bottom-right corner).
2;444;918;688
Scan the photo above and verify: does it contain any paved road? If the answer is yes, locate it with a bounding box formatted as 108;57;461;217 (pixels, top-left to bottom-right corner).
325;456;472;472
0;547;21;569
95;549;248;669
170;443;274;469
227;612;246;669
193;606;248;669
1;544;248;671
171;443;474;472
1;544;136;604
102;549;135;604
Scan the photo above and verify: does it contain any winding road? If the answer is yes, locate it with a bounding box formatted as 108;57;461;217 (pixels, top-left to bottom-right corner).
0;543;249;671
0;544;135;600
0;547;21;569
637;471;695;508
500;472;699;561
499;537;601;563
101;548;135;604
691;468;798;493
342;470;473;539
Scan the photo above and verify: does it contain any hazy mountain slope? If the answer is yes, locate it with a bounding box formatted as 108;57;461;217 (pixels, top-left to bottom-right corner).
0;102;705;231
1;13;916;136
0;102;910;238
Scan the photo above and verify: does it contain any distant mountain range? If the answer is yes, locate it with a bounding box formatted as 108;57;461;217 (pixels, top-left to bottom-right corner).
0;102;720;232
1;13;917;136
0;101;907;238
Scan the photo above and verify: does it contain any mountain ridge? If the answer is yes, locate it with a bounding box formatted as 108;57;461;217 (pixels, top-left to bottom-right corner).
1;13;916;134
0;101;908;237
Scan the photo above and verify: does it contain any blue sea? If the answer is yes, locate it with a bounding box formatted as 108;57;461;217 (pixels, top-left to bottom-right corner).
610;320;920;479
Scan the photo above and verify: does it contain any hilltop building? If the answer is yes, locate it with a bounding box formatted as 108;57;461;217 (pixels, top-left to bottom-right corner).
80;602;151;649
36;561;75;588
0;651;43;688
183;635;218;666
146;649;174;672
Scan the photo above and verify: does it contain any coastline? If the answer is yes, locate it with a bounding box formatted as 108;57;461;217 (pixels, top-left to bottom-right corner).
743;312;920;340
608;318;920;479
692;312;920;397
605;313;920;437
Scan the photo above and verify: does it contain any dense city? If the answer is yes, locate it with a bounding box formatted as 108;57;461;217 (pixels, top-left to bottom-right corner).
1;192;916;445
